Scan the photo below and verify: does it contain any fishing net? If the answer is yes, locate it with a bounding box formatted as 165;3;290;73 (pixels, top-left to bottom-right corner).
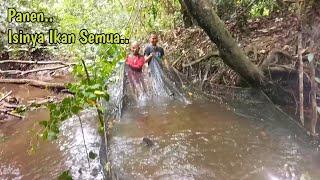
203;83;316;143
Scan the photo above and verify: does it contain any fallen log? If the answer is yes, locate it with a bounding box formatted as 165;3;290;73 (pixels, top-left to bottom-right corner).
183;0;265;86
182;0;295;105
0;60;76;66
0;78;66;91
0;65;69;76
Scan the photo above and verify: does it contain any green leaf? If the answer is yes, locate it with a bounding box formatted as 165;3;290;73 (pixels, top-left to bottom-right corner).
103;93;110;101
91;84;101;89
47;130;58;140
88;93;97;100
58;170;73;180
89;151;97;159
307;53;314;63
41;130;48;140
39;120;48;127
94;90;105;96
71;105;81;114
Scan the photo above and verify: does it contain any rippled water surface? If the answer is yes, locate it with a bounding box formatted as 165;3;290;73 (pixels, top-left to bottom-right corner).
110;100;320;179
1;62;320;180
0;109;104;180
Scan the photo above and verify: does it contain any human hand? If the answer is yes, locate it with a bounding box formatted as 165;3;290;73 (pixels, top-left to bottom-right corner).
147;53;155;60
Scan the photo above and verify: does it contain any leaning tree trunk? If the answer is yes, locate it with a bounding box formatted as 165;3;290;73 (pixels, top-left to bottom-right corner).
297;0;305;126
178;0;194;27
182;0;294;104
310;54;317;135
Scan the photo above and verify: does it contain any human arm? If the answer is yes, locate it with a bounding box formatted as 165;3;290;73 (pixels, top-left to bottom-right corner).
144;46;154;63
145;53;155;63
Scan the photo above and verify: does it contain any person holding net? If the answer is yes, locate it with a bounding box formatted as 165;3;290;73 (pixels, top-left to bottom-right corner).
144;32;165;66
125;41;146;95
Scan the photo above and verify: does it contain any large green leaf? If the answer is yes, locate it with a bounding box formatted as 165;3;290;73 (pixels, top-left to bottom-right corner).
58;170;72;180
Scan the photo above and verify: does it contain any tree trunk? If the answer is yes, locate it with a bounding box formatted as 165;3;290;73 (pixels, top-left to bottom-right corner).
298;33;305;126
182;0;294;104
183;0;264;86
178;0;194;27
297;0;305;126
310;56;317;135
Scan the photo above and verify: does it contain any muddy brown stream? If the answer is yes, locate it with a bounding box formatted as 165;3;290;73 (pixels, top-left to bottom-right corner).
0;84;103;180
1;83;320;179
110;100;320;179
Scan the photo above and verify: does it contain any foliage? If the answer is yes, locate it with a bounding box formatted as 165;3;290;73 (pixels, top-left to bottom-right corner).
216;0;286;20
40;44;125;140
30;0;178;141
1;0;176;140
1;1;178;177
249;0;278;17
119;0;182;41
58;170;73;180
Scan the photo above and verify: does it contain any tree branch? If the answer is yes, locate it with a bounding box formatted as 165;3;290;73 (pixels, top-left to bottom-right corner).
0;78;66;91
0;91;12;103
0;65;69;76
0;60;76;66
182;52;219;67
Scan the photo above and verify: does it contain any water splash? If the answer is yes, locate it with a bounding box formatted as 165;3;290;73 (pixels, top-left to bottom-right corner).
58;109;104;180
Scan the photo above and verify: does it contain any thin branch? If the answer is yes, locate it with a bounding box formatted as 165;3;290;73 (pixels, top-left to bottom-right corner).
0;60;76;66
0;65;69;76
201;61;211;89
0;78;66;91
182;52;219;68
0;91;12;103
77;115;91;169
171;49;191;67
0;109;24;119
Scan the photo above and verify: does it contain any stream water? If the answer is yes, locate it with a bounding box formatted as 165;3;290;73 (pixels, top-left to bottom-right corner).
0;107;104;179
0;85;104;179
1;60;320;179
110;99;320;179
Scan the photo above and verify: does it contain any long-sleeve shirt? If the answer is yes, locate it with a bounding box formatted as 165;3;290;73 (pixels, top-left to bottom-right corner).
126;54;145;71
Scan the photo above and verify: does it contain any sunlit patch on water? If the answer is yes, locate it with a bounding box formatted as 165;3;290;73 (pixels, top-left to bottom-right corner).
0;163;22;180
